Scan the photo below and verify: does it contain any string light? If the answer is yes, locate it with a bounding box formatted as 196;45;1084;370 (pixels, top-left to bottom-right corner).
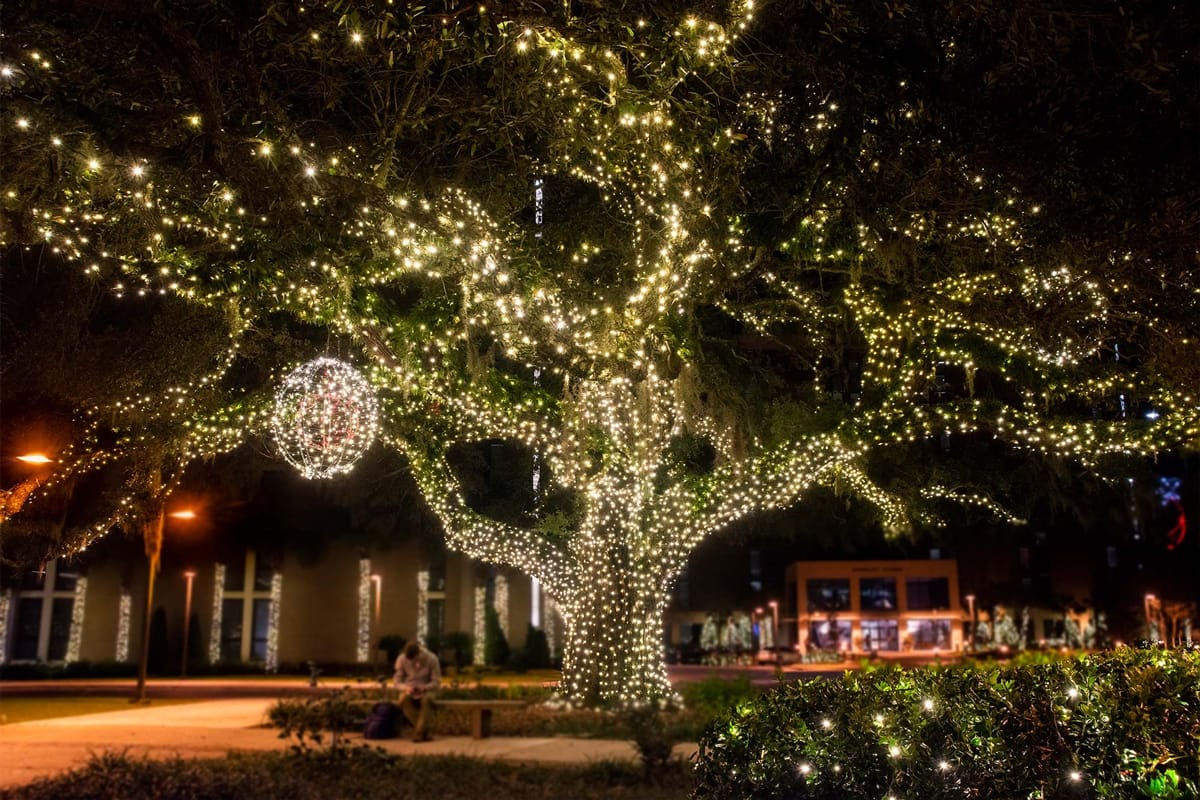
474;585;487;666
0;590;10;665
2;0;1195;707
416;569;430;645
356;559;372;663
265;573;283;673
272;357;380;480
65;577;88;663
115;591;132;662
208;564;225;664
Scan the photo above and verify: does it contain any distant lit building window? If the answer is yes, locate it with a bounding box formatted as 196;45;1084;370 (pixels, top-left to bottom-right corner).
808;619;852;651
907;619;951;650
861;619;899;651
806;579;850;611
749;550;762;592
859;578;897;610
905;578;950;611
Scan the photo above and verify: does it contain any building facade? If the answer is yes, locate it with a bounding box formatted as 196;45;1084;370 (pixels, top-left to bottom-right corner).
787;559;965;655
0;543;558;670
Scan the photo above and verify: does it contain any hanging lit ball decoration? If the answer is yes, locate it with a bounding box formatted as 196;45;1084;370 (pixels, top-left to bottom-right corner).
272;357;380;479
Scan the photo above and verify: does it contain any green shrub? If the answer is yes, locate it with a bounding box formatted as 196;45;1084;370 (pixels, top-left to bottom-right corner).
0;661;140;680
267;685;708;740
679;674;759;726
484;606;510;667
3;751;692;800
442;631;475;669
518;625;552;670
623;706;680;778
694;648;1200;800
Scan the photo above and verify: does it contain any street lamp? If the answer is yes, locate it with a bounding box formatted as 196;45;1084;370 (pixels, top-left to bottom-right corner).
134;505;195;702
965;594;976;652
370;574;383;660
2;453;55;523
768;600;780;666
1144;593;1158;642
181;570;197;677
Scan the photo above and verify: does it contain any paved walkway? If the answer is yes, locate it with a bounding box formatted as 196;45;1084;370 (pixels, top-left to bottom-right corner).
0;699;698;789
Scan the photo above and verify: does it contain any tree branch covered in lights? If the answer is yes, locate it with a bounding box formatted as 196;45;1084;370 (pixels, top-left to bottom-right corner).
2;0;1197;703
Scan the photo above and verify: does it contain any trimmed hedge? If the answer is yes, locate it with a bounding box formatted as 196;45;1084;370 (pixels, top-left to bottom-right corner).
2;751;692;800
695;648;1200;800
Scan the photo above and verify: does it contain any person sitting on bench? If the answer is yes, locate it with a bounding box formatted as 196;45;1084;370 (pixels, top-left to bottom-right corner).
393;640;442;742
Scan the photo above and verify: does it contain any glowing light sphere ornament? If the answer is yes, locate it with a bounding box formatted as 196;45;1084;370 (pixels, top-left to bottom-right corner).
272;357;379;479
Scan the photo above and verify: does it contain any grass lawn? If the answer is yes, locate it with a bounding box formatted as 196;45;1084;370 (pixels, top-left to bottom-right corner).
0;696;203;725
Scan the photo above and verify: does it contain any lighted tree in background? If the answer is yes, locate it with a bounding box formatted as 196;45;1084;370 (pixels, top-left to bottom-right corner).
2;0;1197;704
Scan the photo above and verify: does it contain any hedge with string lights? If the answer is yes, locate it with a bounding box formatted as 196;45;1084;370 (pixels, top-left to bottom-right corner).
695;648;1200;800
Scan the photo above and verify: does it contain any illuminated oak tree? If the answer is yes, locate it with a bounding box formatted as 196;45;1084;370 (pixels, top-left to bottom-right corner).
3;0;1197;704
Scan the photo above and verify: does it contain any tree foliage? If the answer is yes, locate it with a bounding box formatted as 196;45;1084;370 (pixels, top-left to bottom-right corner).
2;0;1197;701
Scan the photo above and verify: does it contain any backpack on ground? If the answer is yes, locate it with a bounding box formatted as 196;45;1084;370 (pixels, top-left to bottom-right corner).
363;701;400;739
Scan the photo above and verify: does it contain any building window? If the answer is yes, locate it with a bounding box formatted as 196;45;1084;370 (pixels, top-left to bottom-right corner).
251;599;271;661
859;578;897;610
1043;618;1065;640
9;560;83;663
219;551;274;663
806;579;850;611
907;619;952;650
220;598;243;661
860;619;899;651
749;550;762;592
426;598;445;644
428;548;447;593
13;598;42;660
808;619;852;651
905;577;950;611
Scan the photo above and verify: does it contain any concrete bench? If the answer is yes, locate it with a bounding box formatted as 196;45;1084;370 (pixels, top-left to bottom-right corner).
432;699;528;738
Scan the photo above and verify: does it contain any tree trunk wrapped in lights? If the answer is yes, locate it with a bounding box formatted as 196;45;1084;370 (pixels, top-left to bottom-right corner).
3;1;1199;704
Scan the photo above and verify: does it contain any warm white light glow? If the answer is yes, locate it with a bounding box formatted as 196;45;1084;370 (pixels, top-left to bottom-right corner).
65;577;88;662
272;357;379;479
209;564;225;664
115;591;132;662
356;559;371;662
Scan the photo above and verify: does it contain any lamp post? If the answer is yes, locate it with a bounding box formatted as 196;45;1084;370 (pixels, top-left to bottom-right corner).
181;570;197;677
370;574;382;661
134;506;194;702
1144;593;1158;642
965;594;976;652
768;600;780;667
754;606;765;654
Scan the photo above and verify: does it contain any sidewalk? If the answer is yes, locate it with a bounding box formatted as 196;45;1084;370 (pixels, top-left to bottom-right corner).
0;698;698;789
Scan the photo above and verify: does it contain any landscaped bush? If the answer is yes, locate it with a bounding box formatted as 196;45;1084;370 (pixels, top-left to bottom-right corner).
679;674;759;724
1;751;693;800
267;684;709;741
0;660;138;680
694;648;1200;800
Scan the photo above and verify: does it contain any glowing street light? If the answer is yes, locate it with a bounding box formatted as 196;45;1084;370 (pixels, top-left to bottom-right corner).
768;600;780;666
134;505;197;702
965;594;977;652
181;570;197;677
2;452;57;523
